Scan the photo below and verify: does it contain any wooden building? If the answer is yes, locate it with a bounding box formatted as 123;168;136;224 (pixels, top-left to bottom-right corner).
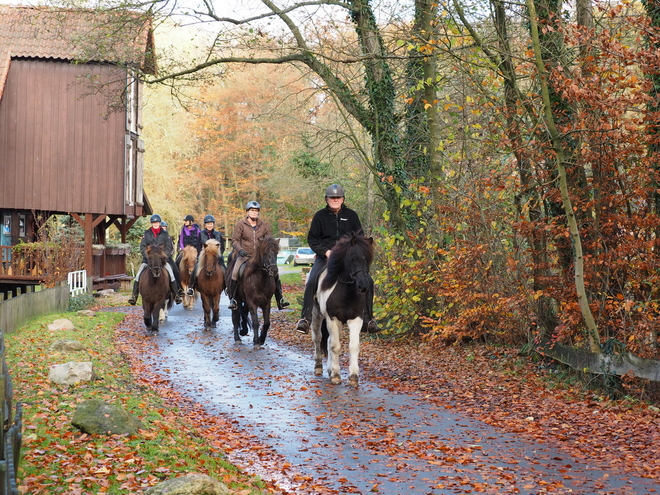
0;5;156;292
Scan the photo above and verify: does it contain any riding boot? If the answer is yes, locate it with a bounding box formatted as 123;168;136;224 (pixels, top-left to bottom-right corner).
128;281;139;305
274;280;289;310
227;279;238;310
186;271;196;296
171;280;183;305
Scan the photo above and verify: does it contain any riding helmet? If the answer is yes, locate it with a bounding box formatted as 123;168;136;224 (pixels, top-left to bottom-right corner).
161;221;168;228
325;184;345;198
183;214;195;222
203;214;215;224
245;201;261;211
150;214;162;223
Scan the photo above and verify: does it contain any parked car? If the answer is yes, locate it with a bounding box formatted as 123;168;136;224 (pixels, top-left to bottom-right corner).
293;247;316;266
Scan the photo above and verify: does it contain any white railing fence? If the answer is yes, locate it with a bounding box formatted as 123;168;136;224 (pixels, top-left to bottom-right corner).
67;270;87;297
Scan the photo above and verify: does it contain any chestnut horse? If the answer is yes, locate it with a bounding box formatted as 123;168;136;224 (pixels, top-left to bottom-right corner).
230;236;279;347
311;233;374;388
196;239;225;330
139;244;173;333
178;245;198;310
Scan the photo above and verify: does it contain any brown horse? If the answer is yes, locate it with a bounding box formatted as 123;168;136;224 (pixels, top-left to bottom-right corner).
230;236;279;346
178;245;198;310
196;239;225;330
139;244;173;333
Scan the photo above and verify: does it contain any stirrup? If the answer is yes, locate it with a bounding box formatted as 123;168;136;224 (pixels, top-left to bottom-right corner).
186;287;194;296
128;297;137;306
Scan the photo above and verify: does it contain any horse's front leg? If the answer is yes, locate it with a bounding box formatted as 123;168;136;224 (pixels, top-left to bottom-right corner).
258;304;271;346
210;294;220;328
201;295;212;330
250;307;261;347
151;304;162;333
311;306;324;376
346;317;363;388
142;302;153;331
231;308;242;343
326;317;342;385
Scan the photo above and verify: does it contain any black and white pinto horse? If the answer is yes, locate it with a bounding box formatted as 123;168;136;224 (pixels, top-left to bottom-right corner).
311;233;374;388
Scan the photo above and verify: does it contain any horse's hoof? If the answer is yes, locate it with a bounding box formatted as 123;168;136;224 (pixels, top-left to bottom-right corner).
348;375;359;388
253;343;262;350
234;339;243;344
330;375;342;385
240;329;248;336
314;366;323;376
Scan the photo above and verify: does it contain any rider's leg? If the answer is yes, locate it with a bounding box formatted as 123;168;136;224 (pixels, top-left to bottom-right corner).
362;277;381;333
165;262;183;304
128;263;147;305
274;275;289;310
227;257;243;310
186;262;197;296
296;258;325;333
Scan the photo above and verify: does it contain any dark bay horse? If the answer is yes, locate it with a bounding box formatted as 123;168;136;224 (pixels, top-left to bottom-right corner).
230;236;279;346
196;239;225;330
311;233;374;388
139;244;173;333
178;245;198;310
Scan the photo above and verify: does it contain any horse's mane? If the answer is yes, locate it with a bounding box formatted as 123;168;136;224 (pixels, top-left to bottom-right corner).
252;236;279;262
322;233;374;289
146;244;166;260
197;239;220;275
182;245;197;260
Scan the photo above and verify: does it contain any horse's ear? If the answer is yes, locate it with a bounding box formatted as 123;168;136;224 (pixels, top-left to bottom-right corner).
351;235;358;246
367;237;374;245
146;245;152;255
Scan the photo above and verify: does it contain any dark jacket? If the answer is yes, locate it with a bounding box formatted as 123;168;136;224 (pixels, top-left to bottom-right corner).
140;227;174;264
307;204;362;259
178;224;202;252
201;229;225;254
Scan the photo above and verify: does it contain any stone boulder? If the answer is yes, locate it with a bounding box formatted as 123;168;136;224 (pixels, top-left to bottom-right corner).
49;340;85;352
72;399;144;436
48;319;75;331
144;474;231;495
77;310;96;317
49;361;94;386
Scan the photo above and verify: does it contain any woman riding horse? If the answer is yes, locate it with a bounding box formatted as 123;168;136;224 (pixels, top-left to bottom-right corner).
186;214;226;296
226;201;288;311
295;184;380;334
129;214;184;306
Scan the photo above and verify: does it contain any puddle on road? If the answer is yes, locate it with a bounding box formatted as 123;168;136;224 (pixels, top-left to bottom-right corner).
133;303;656;495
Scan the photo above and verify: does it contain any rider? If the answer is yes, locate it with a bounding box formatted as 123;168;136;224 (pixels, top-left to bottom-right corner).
226;201;289;311
177;215;202;255
295;184;380;334
128;214;184;306
186;214;226;296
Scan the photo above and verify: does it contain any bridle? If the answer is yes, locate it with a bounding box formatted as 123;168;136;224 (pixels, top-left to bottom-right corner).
148;256;163;278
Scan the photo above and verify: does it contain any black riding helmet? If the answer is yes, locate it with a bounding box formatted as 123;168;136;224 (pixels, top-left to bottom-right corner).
150;214;162;223
203;215;215;224
184;214;195;222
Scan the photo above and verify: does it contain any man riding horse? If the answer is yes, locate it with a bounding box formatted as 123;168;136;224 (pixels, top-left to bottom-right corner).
295;184;381;334
226;201;289;311
186;214;226;295
129;214;184;306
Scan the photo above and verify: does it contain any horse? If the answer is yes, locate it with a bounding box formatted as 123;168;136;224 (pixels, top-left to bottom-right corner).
178;245;198;310
230;236;279;346
196;239;225;330
139;244;173;333
311;233;374;388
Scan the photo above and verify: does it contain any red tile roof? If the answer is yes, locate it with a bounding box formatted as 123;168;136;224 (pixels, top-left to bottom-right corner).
0;5;156;99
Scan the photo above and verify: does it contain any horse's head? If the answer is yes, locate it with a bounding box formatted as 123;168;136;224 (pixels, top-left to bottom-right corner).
146;245;166;278
328;233;374;293
201;239;221;276
255;236;279;277
182;246;197;275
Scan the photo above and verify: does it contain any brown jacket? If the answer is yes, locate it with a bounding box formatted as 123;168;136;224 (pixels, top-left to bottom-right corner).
231;217;271;257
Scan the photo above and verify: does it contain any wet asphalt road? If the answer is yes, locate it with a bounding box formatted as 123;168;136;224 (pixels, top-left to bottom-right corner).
134;300;657;495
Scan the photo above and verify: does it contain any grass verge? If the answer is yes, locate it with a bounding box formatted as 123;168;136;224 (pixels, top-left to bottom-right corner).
5;310;269;494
